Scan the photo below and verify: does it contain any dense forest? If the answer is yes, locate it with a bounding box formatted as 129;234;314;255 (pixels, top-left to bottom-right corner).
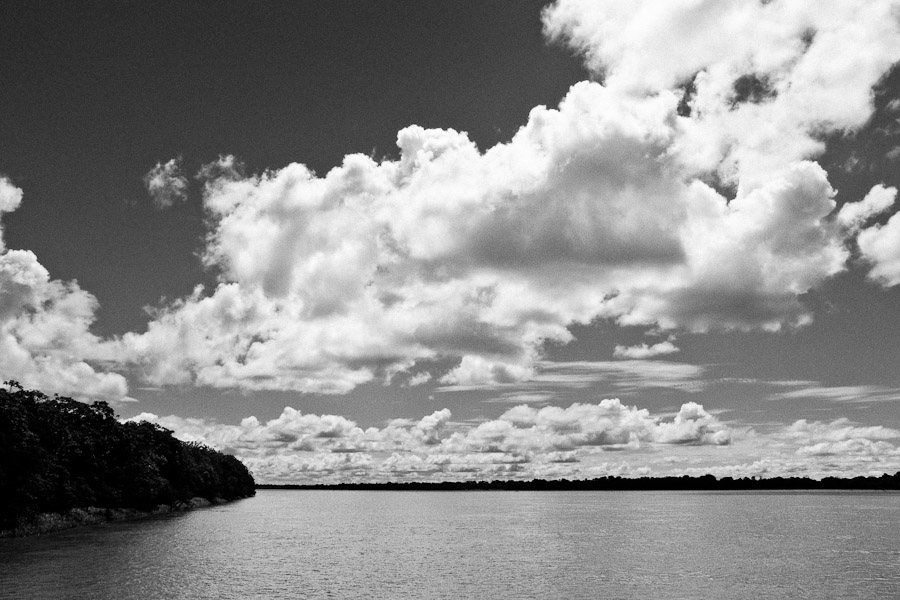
0;382;255;532
259;473;900;492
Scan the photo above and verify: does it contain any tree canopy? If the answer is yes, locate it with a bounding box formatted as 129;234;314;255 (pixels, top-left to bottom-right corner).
0;382;255;530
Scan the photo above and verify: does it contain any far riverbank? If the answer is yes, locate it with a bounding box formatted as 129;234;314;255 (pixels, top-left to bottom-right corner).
256;472;900;492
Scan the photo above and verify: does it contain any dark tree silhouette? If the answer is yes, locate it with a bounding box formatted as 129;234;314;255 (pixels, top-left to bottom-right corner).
0;385;255;530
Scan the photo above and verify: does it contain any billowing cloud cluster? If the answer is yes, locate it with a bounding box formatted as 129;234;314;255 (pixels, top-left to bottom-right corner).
783;418;900;459
105;1;900;392
132;398;732;483
134;402;900;483
0;178;129;401
679;418;900;480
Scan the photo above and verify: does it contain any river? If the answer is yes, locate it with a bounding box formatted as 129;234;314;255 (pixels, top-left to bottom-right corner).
2;490;899;599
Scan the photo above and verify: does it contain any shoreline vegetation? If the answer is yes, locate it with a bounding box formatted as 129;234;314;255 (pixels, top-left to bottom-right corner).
257;472;900;492
1;496;249;538
0;382;255;538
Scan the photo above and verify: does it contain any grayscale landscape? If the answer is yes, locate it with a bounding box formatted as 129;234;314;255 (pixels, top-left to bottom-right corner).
2;1;900;597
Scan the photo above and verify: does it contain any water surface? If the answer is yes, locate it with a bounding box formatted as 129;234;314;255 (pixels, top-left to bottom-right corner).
2;490;898;599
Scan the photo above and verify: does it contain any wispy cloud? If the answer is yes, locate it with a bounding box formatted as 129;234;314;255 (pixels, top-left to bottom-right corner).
613;339;680;359
436;360;705;394
770;385;900;404
143;157;188;209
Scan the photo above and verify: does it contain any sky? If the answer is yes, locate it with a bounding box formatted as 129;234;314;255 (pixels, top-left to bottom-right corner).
3;0;900;484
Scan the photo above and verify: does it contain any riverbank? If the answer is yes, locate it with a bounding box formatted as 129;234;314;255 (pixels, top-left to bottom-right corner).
0;496;250;538
256;472;900;492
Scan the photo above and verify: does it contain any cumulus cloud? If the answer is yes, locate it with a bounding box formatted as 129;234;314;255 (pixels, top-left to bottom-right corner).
613;339;679;359
406;371;432;386
105;1;900;393
836;184;896;232
0;180;130;402
0;177;24;254
858;210;900;286
543;0;900;183
144;157;188;209
132;402;900;482
670;416;900;480
131;398;732;483
776;418;900;468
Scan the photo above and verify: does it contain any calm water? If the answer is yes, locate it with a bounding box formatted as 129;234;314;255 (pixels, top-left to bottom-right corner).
1;490;899;599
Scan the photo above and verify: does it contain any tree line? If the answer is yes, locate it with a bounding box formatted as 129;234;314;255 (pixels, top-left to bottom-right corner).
259;472;900;492
0;382;255;531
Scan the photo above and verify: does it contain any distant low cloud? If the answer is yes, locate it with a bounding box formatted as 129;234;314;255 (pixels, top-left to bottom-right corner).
658;416;900;480
775;418;900;469
143;157;188;209
770;384;900;404
613;339;679;360
781;418;900;444
131;401;900;483
131;398;732;483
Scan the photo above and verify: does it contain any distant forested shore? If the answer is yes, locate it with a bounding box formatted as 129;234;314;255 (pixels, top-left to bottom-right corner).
0;382;255;537
259;472;900;492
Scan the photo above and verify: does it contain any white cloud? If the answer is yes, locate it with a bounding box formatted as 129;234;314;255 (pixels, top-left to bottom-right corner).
144;157;188;209
131;402;900;483
406;371;432;386
107;2;900;393
836;184;897;232
858;210;900;286
543;0;900;183
0;181;130;402
114;123;855;392
439;355;535;386
771;385;900;403
780;418;900;444
613;339;679;359
131;398;732;483
673;416;900;479
435;359;705;395
0;178;23;210
458;399;732;451
0;177;23;251
780;418;900;465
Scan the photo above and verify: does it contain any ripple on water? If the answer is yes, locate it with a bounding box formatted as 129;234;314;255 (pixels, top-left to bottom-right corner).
1;490;899;600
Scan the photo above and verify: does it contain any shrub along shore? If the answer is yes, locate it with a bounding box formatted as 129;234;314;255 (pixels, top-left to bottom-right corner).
0;382;255;537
